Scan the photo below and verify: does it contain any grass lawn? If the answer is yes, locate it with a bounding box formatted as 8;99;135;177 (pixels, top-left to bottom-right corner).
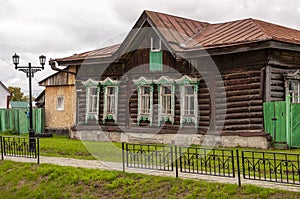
0;161;299;199
39;135;123;162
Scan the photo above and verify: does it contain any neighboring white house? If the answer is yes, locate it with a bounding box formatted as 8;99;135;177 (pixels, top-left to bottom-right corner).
0;81;10;109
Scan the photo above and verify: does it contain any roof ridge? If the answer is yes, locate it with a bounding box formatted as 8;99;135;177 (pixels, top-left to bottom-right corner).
144;10;209;25
249;18;273;40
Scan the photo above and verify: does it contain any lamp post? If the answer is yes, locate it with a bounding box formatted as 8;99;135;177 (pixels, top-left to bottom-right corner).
12;53;46;151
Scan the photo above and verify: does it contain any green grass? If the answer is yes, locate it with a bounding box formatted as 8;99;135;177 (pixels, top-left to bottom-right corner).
39;135;123;162
0;161;299;199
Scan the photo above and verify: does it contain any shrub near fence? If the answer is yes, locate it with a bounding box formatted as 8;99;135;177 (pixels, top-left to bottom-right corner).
0;108;45;134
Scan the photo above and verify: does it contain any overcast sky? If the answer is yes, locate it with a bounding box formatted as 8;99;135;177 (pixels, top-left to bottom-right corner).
0;0;300;96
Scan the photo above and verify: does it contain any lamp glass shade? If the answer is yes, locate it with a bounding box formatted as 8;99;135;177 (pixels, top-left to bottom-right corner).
12;53;19;66
39;55;46;66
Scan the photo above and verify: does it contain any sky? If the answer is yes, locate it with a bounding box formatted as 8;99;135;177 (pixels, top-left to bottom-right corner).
0;0;300;96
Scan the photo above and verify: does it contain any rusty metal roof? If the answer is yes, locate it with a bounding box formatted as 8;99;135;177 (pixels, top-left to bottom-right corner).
55;44;120;63
186;18;300;49
145;11;300;49
56;10;300;63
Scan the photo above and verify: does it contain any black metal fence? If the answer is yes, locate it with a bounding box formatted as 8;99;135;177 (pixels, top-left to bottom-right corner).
242;150;300;185
125;143;174;171
122;143;300;186
179;146;236;178
0;136;40;164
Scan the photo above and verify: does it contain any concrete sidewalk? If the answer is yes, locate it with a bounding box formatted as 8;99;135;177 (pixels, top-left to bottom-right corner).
3;156;300;192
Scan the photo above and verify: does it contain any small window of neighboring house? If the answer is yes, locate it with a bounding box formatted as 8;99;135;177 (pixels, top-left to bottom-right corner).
289;80;300;103
175;75;199;128
57;96;64;111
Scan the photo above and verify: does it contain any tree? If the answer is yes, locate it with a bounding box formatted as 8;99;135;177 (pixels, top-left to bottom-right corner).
8;86;28;101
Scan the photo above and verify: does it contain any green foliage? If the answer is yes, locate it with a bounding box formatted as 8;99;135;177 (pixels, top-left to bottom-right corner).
8;86;28;101
2;128;18;135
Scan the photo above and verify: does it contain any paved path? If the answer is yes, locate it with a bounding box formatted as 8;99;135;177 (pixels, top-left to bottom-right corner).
3;156;300;192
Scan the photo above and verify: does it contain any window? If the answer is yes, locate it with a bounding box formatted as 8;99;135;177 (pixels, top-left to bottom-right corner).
106;87;116;114
140;86;151;114
289;80;300;103
151;36;161;52
161;86;172;115
175;75;199;128
83;79;99;123
184;85;195;116
57;96;64;111
154;76;175;125
88;87;98;114
285;70;300;104
100;77;119;124
133;77;154;126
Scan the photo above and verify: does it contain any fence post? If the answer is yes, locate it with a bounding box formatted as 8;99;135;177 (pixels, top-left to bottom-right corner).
37;137;40;164
122;142;125;172
236;148;241;187
172;141;178;178
0;136;3;161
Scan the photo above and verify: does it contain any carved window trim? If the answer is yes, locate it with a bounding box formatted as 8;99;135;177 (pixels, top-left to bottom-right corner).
175;75;199;128
100;77;119;124
154;76;175;126
83;79;99;123
133;77;154;126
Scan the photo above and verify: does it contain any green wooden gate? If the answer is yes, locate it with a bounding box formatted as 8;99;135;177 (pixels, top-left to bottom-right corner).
264;100;300;148
291;104;300;147
263;102;286;143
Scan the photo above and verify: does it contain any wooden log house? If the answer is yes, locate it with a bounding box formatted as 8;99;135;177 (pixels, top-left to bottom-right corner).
51;11;300;148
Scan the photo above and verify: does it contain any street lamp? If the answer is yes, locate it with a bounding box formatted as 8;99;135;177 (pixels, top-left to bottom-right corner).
12;53;46;151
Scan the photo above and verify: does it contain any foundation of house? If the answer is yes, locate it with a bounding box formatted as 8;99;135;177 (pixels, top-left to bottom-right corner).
70;129;270;149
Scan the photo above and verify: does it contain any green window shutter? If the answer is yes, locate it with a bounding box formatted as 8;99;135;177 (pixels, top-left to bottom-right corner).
150;51;162;71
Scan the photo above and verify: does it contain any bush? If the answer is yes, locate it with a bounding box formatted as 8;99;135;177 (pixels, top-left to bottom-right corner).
3;129;18;135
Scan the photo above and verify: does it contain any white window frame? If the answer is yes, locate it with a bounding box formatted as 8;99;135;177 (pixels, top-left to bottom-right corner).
88;87;99;114
83;79;99;123
105;86;116;114
183;85;196;116
289;79;300;104
100;77;119;124
133;77;154;126
151;36;161;52
154;76;175;126
56;96;64;111
175;75;199;128
161;85;172;115
285;70;300;104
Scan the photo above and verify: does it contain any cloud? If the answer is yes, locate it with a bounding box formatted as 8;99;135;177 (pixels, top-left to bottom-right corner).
0;0;299;95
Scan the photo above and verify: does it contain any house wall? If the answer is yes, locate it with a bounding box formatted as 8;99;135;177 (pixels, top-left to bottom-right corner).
45;85;76;130
0;85;10;108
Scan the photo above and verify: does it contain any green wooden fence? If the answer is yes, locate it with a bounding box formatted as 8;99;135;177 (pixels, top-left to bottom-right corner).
0;108;45;134
263;100;300;148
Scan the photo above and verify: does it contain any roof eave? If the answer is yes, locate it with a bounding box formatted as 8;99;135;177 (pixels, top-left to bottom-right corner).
177;40;300;59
